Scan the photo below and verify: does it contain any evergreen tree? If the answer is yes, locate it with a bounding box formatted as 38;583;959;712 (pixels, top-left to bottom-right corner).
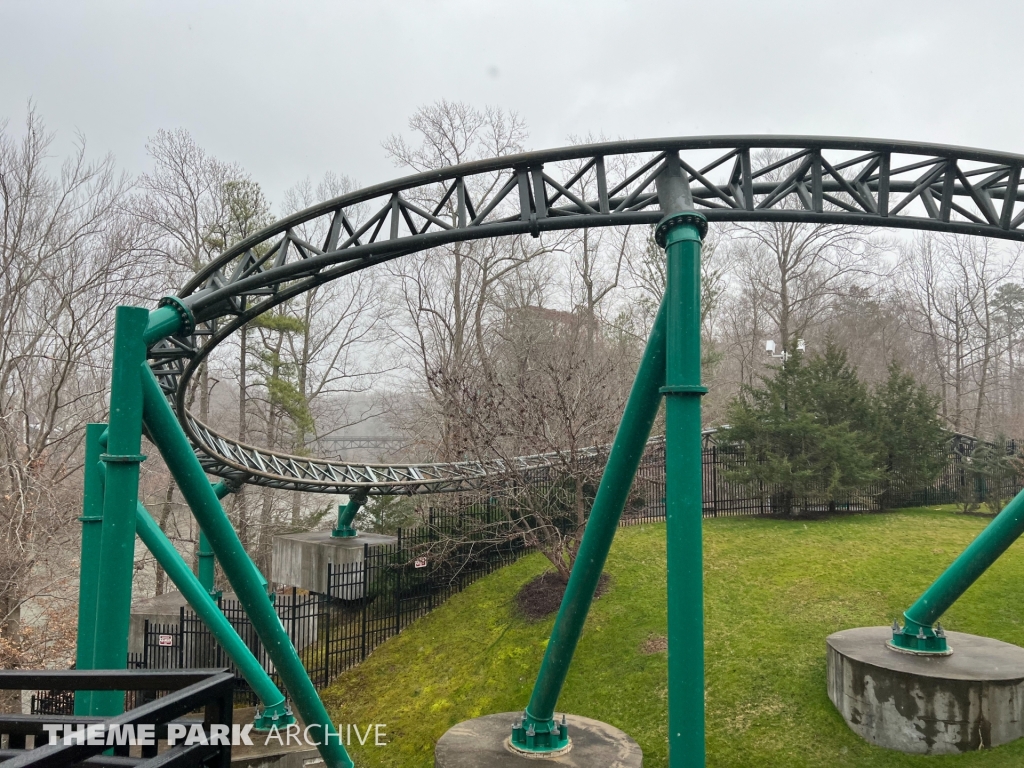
724;339;881;516
873;362;948;505
967;435;1020;514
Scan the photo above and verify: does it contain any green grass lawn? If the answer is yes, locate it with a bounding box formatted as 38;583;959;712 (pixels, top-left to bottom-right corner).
320;507;1024;767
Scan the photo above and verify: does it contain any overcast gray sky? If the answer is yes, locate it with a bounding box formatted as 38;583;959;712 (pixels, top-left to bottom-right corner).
2;1;1022;206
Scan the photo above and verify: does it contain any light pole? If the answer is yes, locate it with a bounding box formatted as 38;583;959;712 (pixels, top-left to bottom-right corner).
764;337;805;364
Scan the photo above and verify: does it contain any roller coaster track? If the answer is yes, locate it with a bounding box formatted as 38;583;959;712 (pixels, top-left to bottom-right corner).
147;136;1024;494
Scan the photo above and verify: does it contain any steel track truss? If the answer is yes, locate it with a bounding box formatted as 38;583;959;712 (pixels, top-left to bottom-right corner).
147;135;1024;494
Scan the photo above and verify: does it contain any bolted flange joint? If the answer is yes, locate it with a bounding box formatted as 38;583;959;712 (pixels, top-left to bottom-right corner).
157;295;196;337
508;711;571;755
252;699;295;731
888;617;952;655
655;210;708;248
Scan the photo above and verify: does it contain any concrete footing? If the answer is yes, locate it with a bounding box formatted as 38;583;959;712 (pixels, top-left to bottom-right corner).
827;626;1024;754
272;531;396;598
434;713;642;767
129;590;237;655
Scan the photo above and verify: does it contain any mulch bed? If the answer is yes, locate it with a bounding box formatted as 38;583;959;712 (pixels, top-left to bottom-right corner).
515;570;611;621
640;634;668;654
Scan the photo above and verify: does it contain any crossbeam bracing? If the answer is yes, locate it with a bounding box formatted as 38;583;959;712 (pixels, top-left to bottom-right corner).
148;136;1024;494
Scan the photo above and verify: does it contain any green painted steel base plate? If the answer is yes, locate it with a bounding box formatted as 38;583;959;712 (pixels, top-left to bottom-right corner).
252;701;296;731
890;620;951;655
509;711;570;753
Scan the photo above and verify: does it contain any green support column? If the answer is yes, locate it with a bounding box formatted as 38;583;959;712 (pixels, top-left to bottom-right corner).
197;531;219;597
196;479;237;596
135;502;293;729
90;306;150;716
139;362;354;768
74;423;106;716
656;152;708;768
893;484;1024;654
332;491;367;538
210;480;270;594
511;296;669;754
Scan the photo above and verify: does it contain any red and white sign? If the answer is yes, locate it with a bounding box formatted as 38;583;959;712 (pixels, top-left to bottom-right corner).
158;634;174;647
414;557;428;569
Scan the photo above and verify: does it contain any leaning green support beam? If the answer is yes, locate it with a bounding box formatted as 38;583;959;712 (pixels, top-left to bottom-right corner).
139;359;354;768
89;306;150;716
333;490;368;538
893;483;1024;653
657;152;708;767
510;295;670;754
74;423;106;717
134;501;293;729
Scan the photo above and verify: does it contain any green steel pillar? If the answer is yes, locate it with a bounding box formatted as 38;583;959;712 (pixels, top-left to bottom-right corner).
511;297;669;754
332;491;368;538
135;502;293;729
197;531;219;597
139;363;353;768
90;306;149;716
656;153;708;767
196;480;235;597
74;423;106;716
893;484;1024;654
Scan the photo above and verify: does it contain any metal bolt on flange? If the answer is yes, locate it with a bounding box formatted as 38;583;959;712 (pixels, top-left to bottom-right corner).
508;710;571;755
889;619;952;655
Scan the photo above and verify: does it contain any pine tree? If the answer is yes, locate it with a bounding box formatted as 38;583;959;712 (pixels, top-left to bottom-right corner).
724;339;881;516
873;362;948;506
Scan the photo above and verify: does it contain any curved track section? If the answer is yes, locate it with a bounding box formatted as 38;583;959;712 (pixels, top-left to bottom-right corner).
147;136;1024;494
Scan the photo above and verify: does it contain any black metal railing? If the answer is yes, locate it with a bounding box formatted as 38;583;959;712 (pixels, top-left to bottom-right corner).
4;669;233;768
99;431;1022;706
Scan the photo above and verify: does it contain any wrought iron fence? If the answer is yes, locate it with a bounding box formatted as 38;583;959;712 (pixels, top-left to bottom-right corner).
36;431;1020;713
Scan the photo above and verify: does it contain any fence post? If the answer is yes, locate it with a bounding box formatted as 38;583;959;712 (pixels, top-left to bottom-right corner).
143;620;150;668
361;543;369;661
291;586;297;646
395;531;403;636
322;592;331;687
711;446;719;518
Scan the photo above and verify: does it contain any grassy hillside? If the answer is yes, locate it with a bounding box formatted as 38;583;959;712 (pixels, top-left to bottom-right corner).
321;508;1024;767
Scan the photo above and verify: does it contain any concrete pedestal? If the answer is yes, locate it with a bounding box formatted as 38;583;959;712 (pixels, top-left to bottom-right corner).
129;590;237;655
827;626;1024;754
130;590;317;662
230;707;320;768
271;530;396;598
434;713;642;767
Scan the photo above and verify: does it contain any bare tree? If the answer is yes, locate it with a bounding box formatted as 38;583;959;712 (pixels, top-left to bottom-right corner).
899;233;1020;435
383;101;555;460
0;108;144;684
728;150;886;357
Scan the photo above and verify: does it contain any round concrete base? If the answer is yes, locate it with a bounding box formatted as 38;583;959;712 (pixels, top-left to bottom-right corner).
827;627;1024;754
434;713;642;767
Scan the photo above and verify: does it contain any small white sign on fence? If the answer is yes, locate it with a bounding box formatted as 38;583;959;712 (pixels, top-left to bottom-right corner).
158;634;174;647
414;556;428;569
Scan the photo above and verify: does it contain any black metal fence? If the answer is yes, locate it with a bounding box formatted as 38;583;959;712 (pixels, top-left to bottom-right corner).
36;432;1022;714
100;506;529;708
627;432;1024;520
